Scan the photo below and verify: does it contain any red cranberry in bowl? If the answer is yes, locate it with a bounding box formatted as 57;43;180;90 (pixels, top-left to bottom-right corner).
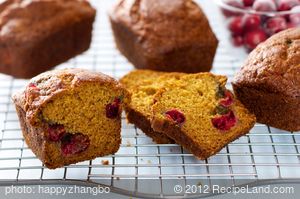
289;6;300;25
243;0;255;7
253;0;277;12
287;22;297;27
265;16;288;35
232;36;244;46
222;0;244;17
278;0;300;11
220;0;300;50
242;14;262;30
228;16;244;35
244;29;268;50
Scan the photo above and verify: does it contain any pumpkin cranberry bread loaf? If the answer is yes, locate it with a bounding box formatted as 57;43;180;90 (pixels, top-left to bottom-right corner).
13;69;129;169
232;28;300;131
109;0;218;73
0;0;96;78
120;70;176;144
151;73;256;159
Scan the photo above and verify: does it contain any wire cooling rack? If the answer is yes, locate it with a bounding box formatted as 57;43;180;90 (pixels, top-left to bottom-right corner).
0;0;299;198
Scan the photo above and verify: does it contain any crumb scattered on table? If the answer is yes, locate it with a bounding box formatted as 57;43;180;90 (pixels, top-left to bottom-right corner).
101;160;109;165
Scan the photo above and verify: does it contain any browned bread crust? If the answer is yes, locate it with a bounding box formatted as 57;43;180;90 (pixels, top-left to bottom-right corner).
0;0;96;78
232;28;300;131
13;68;128;169
109;0;218;73
126;105;174;144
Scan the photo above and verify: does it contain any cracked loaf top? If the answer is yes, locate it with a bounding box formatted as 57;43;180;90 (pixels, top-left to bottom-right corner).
233;27;300;97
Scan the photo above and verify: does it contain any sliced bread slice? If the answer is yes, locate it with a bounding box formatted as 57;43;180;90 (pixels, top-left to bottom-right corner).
151;73;256;159
120;70;180;143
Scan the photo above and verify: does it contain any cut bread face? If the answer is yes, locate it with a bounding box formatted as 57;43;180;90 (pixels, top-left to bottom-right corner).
13;69;128;169
120;70;182;144
151;73;256;159
41;83;123;167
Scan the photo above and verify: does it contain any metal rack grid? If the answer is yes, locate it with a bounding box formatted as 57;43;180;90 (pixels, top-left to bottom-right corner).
0;0;299;198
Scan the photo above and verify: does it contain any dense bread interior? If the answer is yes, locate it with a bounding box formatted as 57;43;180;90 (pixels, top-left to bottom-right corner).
154;74;222;119
122;71;167;118
120;70;179;143
41;83;122;156
151;73;256;157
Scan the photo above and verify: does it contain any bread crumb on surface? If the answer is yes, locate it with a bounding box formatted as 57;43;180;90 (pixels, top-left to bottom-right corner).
101;160;109;165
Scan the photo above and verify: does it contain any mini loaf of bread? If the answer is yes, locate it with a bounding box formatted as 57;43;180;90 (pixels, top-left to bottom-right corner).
0;0;96;78
109;0;218;73
13;69;129;169
151;73;256;159
232;28;300;131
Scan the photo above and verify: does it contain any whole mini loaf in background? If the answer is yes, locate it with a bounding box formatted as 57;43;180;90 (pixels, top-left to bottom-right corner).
0;0;96;79
109;0;218;73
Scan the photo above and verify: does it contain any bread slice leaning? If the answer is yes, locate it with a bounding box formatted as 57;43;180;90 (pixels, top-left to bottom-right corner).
151;73;256;159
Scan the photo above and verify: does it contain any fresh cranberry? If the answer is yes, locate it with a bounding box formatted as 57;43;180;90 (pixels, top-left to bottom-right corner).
48;124;66;142
232;36;244;46
265;16;288;35
61;133;90;155
289;6;300;25
244;29;268;50
243;0;255;6
165;109;185;125
253;0;277;12
278;0;300;11
222;0;244;17
106;98;121;119
212;111;237;131
242;14;262;30
228;16;244;36
219;90;234;107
